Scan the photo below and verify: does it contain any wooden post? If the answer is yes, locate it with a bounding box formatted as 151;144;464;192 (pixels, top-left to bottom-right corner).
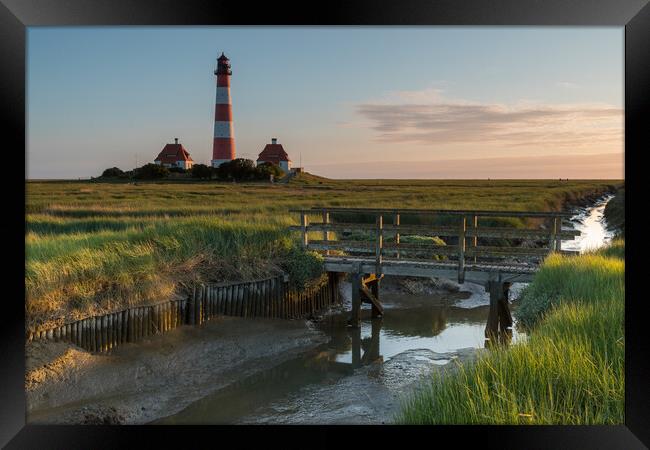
394;213;400;259
370;277;381;318
266;281;272;318
133;308;139;342
485;279;512;344
322;211;330;256
265;279;275;318
549;216;558;254
140;307;145;339
554;215;562;251
351;327;361;368
188;286;196;325
238;284;245;317
153;303;159;332
275;278;283;319
218;286;225;315
251;282;258;318
458;216;466;284
227;285;234;316
376;215;383;274
70;322;77;346
245;284;251;318
198;286;204;324
350;272;362;328
300;212;309;249
90;317;97;352
472;214;478;263
116;312;122;345
108;314;114;351
102;315;108;352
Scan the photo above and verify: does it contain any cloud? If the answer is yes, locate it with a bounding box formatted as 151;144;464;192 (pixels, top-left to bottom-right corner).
355;90;623;149
308;152;624;179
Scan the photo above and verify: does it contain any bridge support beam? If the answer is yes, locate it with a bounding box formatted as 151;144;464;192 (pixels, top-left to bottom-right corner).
362;274;383;318
485;278;513;345
349;272;362;328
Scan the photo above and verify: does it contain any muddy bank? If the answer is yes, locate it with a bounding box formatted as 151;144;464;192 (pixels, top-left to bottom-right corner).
26;316;328;424
369;275;527;309
157;289;486;425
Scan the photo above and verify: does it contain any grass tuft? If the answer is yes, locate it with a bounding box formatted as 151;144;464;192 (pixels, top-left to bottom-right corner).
397;240;624;425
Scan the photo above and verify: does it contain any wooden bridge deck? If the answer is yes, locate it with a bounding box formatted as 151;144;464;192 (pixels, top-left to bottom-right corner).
322;256;536;283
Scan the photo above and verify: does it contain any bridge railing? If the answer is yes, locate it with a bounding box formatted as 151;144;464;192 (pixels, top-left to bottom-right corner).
289;207;579;281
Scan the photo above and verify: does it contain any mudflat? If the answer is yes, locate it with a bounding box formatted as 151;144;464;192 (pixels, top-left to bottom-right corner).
26;315;327;424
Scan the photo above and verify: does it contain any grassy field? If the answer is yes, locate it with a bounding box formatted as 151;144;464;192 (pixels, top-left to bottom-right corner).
26;175;620;331
397;239;625;424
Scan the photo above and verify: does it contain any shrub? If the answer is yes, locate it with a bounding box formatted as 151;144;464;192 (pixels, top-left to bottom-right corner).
279;244;324;290
256;162;285;180
168;166;187;174
135;163;169;180
215;158;257;181
191;164;212;180
101;167;124;178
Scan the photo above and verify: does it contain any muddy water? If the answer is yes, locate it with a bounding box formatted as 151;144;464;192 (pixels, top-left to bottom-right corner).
156;196;615;425
156;291;524;425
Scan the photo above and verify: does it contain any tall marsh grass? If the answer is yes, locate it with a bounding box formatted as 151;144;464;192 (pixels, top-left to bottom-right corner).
25;179;620;329
398;240;625;424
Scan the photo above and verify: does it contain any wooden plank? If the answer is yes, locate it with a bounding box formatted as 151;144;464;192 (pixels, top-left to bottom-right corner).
101;316;108;352
360;283;383;317
376;215;383;274
295;207;575;218
458;216;466;284
350;272;362;328
307;240;457;255
472;215;478;263
238;284;245;317
322;211;330;256
394;213;400;259
466;246;577;257
300;212;309;248
298;223;579;240
322;257;537;281
549;216;558;253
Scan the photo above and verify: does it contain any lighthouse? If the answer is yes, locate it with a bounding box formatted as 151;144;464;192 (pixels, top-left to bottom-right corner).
211;52;236;167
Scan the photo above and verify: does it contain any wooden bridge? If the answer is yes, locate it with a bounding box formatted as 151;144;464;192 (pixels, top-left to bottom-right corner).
290;207;580;341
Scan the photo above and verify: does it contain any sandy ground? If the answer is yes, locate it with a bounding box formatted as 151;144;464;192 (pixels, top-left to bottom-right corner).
26;316;328;424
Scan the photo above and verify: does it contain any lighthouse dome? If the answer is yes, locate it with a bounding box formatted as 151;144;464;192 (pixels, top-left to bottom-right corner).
215;52;232;75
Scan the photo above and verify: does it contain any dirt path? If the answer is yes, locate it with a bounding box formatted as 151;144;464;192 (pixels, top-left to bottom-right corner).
26;316;328;424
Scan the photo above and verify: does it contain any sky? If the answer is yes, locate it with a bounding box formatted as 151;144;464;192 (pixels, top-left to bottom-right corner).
27;27;624;179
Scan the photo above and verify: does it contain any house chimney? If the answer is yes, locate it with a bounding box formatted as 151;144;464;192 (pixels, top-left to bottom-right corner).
271;138;277;144
174;138;179;144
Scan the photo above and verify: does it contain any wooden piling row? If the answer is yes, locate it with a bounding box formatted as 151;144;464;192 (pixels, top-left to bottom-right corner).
28;274;341;353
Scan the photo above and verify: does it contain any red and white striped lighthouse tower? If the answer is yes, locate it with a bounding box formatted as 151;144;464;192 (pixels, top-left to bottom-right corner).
211;52;236;167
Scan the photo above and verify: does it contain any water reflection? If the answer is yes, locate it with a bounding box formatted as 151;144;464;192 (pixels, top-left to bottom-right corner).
563;195;615;253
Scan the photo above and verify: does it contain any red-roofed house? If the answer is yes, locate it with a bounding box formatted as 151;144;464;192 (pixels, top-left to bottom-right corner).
154;138;194;170
256;138;292;172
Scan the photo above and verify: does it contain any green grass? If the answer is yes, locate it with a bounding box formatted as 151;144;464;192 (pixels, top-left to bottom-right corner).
397;240;624;424
26;177;620;330
604;186;625;237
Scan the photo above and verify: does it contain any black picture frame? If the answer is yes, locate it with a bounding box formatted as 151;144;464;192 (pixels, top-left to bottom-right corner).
2;0;647;448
